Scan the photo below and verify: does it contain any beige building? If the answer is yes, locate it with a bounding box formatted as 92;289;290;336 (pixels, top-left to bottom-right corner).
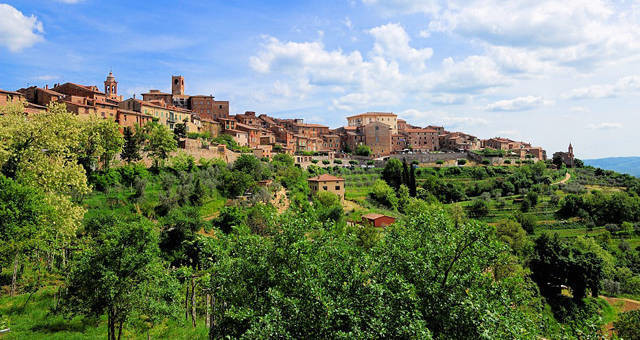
308;174;345;201
346;112;398;134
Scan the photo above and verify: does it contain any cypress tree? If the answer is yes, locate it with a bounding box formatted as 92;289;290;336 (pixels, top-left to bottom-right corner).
402;158;410;187
122;127;142;163
409;164;417;197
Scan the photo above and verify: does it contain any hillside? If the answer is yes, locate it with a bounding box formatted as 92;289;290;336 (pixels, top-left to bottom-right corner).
584;157;640;177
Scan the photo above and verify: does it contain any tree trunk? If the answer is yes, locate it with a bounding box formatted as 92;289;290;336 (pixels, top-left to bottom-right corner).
11;252;19;296
205;293;211;328
108;312;115;340
191;277;197;327
185;283;190;321
117;320;123;340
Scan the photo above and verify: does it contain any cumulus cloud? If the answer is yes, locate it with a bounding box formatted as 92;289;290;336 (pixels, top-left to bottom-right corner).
587;122;623;130
564;75;640;99
485;96;552;112
365;0;640;71
368;23;433;71
0;4;44;52
399;109;488;129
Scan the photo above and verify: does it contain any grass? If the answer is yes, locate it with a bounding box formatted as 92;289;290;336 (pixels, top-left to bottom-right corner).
0;289;209;339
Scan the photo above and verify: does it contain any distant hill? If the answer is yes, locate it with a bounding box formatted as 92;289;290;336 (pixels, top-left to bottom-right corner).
583;157;640;177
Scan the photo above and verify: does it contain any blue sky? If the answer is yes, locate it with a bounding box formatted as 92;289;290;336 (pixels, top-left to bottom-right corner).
1;0;639;158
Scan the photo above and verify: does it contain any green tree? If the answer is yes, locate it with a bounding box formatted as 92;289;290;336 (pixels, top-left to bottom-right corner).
354;144;371;156
409;164;417;197
369;179;398;209
144;122;177;167
615;310;640;340
402;158;410;187
121;126;142;163
77;116;124;172
468;199;489;218
0;175;49;296
382;158;403;190
213;206;247;234
61;212;179;340
496;219;530;256
397;184;411;213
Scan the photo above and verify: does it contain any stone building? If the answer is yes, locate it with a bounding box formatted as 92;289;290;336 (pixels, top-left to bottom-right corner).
553;144;575;167
347;112;398;134
363;121;393;157
308;174;345;201
404;128;439;152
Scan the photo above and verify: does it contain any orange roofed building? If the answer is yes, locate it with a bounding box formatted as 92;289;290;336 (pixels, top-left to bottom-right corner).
308;174;345;201
361;213;396;228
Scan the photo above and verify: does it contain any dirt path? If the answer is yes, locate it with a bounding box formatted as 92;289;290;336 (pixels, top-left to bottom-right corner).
552;172;571;185
600;296;640;336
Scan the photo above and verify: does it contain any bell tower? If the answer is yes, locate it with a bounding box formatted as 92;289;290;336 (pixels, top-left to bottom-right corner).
568;143;575;167
104;71;117;97
172;75;185;96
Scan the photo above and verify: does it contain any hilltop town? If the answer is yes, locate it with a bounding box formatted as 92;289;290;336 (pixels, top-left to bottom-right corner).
0;72;555;165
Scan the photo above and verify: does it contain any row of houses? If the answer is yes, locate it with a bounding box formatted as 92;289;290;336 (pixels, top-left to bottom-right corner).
0;72;547;161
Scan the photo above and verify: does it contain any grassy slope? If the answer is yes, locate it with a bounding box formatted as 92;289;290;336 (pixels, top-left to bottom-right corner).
0;289;208;339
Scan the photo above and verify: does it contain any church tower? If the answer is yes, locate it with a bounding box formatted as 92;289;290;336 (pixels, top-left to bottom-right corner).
568;143;575;167
172;75;185;96
104;71;117;98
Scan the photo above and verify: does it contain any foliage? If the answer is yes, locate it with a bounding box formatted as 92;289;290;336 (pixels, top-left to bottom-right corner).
614;310;640;340
61;212;180;340
382;158;403;190
144;122;177;167
468;199;489;218
354;144;371;156
121;126;143;163
213;206;247;234
369;179;398;210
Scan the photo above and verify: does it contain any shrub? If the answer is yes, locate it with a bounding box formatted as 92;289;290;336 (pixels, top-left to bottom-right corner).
614;310;640;340
436;160;445;165
468;200;489;218
369;179;398;209
481;159;491;165
503;159;511;164
457;159;467;165
349;160;358;165
355;144;372;156
333;159;343;164
311;159;319;164
322;160;330;165
367;160;375;166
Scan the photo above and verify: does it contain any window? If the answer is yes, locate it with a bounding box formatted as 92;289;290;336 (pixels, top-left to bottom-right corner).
323;186;328;190
335;186;340;190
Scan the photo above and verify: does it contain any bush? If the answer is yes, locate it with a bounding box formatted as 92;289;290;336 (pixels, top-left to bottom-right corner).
481;159;491;165
614;310;640;340
355;144;372;156
333;159;343;164
311;159;319;164
369;179;398;209
367;160;375;166
468;200;489;218
457;159;467;165
436;160;444;165
503;159;511;164
322;160;330;165
349;160;358;165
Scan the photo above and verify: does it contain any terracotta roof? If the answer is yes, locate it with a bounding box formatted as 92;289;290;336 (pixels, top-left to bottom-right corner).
308;174;345;182
142;91;171;96
0;89;24;95
405;128;437;133
362;213;387;220
347;112;397;119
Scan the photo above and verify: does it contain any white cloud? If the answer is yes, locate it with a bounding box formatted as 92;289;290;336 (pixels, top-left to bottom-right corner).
485;96;552;112
344;17;353;29
0;4;44;52
419;30;430;38
34;75;59;81
365;0;640;71
399;109;488;130
368;23;433;71
569;106;589;113
564;75;640;99
587;122;622;130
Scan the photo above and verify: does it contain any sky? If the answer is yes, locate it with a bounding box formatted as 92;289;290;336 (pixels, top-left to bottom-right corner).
1;0;639;159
